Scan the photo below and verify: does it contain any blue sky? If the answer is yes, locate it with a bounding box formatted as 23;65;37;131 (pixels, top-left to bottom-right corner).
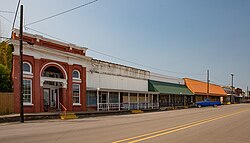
0;0;249;90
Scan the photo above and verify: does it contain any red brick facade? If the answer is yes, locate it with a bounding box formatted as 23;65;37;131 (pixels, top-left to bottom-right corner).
12;31;87;113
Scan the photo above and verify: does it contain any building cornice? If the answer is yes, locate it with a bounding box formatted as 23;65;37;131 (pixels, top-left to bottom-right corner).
11;39;92;62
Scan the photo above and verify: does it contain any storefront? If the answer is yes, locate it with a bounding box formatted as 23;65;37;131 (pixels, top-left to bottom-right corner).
184;78;227;103
148;80;194;108
11;29;89;113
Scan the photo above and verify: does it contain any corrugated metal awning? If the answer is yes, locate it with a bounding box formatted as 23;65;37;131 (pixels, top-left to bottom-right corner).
148;80;194;95
184;78;227;96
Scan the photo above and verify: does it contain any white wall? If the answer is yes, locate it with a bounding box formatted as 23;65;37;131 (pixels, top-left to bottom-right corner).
87;72;148;91
86;59;149;92
150;72;185;85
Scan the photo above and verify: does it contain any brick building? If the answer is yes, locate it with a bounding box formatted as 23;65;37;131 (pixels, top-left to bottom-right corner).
11;29;90;113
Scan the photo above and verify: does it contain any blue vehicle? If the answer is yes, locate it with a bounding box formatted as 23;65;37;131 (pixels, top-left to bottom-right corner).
196;98;221;108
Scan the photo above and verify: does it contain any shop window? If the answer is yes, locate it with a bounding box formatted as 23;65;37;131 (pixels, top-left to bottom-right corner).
23;79;32;104
109;92;119;103
87;91;97;106
73;84;80;105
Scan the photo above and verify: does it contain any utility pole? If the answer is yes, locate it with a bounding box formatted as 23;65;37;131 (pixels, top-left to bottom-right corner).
19;5;24;123
207;70;209;99
231;74;234;103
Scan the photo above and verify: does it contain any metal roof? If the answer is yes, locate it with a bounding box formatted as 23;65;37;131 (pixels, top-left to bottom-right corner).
184;78;227;96
148;80;194;95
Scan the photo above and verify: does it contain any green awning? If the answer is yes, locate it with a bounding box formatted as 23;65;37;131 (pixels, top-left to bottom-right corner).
148;80;194;95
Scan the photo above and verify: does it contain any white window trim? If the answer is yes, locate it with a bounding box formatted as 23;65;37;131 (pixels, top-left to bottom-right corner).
23;103;34;106
23;79;32;105
73;84;81;105
73;103;82;106
73;79;82;83
23;62;32;75
72;70;81;80
23;74;33;78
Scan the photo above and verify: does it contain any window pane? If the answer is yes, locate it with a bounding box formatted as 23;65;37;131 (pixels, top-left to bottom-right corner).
73;97;79;104
73;84;80;104
109;92;118;103
87;91;97;106
23;80;31;103
23;63;30;72
73;71;79;79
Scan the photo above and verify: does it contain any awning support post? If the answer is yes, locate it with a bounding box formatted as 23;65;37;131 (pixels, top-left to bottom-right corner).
128;93;130;110
107;91;110;111
97;90;99;111
137;93;139;110
118;92;121;111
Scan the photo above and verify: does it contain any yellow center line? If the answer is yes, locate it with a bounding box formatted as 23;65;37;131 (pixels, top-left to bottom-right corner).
128;109;249;143
112;116;216;143
112;108;250;143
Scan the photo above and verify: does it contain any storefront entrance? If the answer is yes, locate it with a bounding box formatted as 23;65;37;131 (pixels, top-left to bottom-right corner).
43;81;61;112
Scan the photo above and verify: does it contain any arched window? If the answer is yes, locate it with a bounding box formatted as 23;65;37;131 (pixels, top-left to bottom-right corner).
42;66;64;79
73;70;80;79
23;62;32;74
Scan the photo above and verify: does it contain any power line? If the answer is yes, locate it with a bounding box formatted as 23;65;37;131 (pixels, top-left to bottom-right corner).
210;75;228;86
0;14;19;40
6;0;204;76
0;15;12;42
0;14;12;23
25;27;68;43
23;27;205;76
12;0;21;32
0;10;15;14
25;0;98;26
88;48;205;76
210;80;227;87
0;13;26;29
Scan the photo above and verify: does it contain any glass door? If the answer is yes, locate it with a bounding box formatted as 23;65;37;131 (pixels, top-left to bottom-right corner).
50;88;58;108
43;88;50;112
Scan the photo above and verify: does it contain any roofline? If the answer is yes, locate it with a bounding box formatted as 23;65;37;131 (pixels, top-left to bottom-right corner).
92;58;150;73
12;28;88;51
149;79;186;86
194;92;228;96
184;78;222;87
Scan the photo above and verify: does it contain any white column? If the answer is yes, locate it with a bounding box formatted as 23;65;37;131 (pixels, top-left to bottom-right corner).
148;94;150;109
137;93;139;110
107;91;110;111
144;93;147;109
97;90;99;111
118;92;121;111
128;93;130;110
57;90;60;109
151;94;154;109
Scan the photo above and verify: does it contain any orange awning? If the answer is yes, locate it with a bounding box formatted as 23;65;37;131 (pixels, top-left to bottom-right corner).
184;78;227;96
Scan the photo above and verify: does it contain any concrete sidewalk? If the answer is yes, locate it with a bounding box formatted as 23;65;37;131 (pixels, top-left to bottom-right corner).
0;110;133;123
0;112;60;123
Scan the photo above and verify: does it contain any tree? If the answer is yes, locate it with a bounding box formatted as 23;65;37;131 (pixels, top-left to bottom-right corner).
0;64;12;92
0;41;13;71
0;41;13;92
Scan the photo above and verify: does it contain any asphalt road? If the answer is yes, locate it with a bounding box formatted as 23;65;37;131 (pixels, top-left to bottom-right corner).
0;104;250;143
